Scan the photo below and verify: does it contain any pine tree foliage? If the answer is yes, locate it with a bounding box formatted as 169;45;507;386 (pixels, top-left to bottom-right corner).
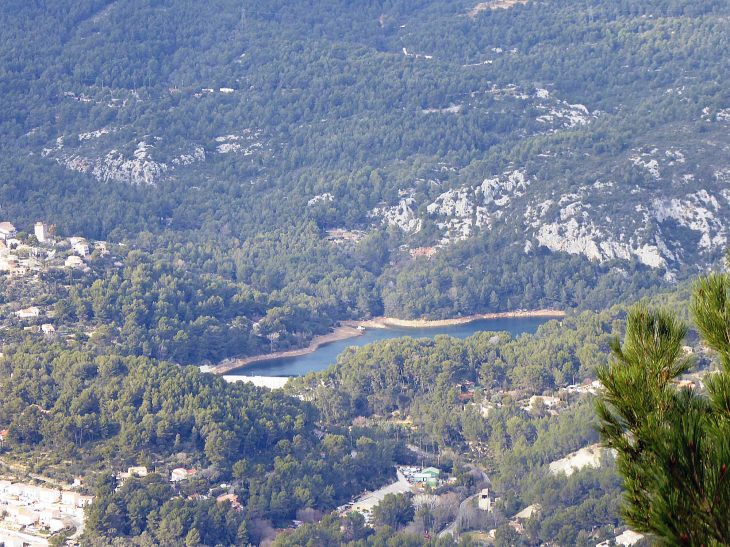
596;252;730;545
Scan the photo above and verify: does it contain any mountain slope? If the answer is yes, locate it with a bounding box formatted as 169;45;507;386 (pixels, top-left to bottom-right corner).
2;0;730;321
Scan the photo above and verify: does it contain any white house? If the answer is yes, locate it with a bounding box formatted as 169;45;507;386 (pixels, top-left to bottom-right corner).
59;491;94;507
514;504;540;520
170;468;197;482
13;508;40;526
41;324;55;337
9;266;28;277
0;222;17;242
525;395;561;411
0;536;27;547
117;466;149;481
65;255;84;268
73;241;90;256
478;488;501;512
48;517;71;532
16;307;40;319
38;508;61;527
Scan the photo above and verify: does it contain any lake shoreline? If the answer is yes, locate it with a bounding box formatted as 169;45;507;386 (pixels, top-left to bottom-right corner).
209;326;364;374
209;309;564;375
345;309;566;329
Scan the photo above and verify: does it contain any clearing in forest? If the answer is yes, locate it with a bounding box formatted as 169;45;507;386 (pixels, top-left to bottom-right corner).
467;0;529;17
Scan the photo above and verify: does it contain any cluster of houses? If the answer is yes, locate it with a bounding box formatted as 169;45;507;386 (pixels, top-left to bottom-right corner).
0;222;41;277
400;466;441;488
115;466;200;485
0;220;118;340
338;466;447;524
325;228;365;244
114;466;241;511
0;220;110;277
409;246;438;260
0;481;93;547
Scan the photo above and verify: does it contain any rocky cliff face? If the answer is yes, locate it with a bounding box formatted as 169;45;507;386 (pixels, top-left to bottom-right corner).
42;127;265;185
43;135;204;185
369;142;730;273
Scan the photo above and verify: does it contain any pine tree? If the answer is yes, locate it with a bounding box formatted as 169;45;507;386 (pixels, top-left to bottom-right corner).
596;254;730;545
237;520;250;544
185;528;201;547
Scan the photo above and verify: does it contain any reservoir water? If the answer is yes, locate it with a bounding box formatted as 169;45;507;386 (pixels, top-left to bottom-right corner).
229;315;555;377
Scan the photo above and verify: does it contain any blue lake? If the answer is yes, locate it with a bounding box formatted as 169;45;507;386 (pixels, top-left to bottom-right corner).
228;316;556;377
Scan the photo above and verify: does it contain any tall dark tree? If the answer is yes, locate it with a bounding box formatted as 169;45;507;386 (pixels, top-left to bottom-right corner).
596;254;730;545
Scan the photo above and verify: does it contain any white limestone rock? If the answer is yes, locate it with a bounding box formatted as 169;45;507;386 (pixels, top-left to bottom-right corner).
652;195;727;250
307;193;334;207
370;197;422;233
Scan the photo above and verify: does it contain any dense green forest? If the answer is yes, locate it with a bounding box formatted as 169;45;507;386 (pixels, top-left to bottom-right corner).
2;0;730;544
3;0;730;331
0;306;657;545
0;338;412;544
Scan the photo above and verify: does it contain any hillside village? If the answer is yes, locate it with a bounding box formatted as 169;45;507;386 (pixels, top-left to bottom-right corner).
2;216;705;546
0;462;251;547
0;480;92;547
229;370;668;546
0;220;116;340
0;221;110;275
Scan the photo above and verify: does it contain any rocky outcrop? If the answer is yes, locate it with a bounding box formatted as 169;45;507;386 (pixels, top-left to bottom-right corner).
369;194;422;233
44;136;206;185
214;130;264;155
367;142;730;273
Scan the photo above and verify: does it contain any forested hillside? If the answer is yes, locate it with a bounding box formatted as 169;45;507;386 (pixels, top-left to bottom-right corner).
1;1;729;544
0;304;676;545
0;337;412;545
2;0;730;329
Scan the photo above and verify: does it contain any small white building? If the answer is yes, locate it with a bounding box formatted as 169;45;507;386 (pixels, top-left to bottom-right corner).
65;255;84;268
16;307;40;319
73;241;90;256
525;395;561;411
0;222;17;242
41;324;55;337
478;488;500;513
34;223;49;243
170;468;197;482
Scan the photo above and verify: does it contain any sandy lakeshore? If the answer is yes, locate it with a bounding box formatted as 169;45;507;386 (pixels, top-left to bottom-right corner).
209;309;564;375
344;309;566;329
209;326;364;374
